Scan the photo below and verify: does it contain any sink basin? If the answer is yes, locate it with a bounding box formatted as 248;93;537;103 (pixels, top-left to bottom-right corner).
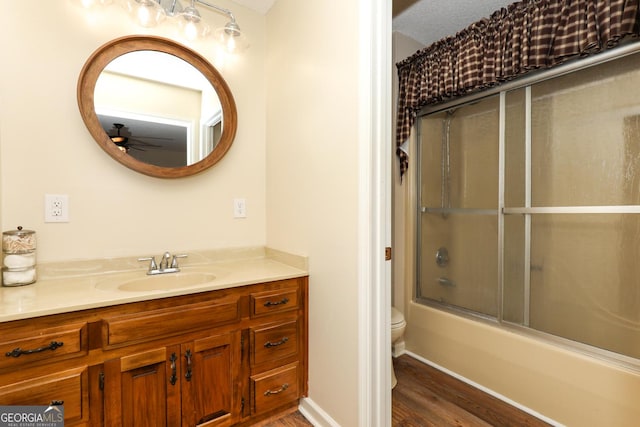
97;271;216;292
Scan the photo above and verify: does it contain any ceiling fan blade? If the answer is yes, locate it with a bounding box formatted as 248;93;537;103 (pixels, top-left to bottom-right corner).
128;146;147;152
129;138;163;148
132;135;175;141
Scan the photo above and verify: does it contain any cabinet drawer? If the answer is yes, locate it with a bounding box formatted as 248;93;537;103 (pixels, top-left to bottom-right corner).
250;288;299;317
103;298;240;347
250;362;299;415
0;366;89;425
0;323;86;369
251;320;298;366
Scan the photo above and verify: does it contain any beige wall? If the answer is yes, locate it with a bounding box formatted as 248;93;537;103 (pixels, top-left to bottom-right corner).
0;2;267;262
266;1;361;425
1;2;372;426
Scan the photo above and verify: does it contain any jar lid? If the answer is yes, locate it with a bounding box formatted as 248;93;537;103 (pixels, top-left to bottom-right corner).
3;226;35;236
3;226;36;253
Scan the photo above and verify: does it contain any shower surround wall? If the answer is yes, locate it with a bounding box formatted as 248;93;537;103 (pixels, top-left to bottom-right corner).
405;47;640;426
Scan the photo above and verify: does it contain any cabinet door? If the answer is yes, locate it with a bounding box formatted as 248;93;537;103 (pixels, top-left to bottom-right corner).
180;331;241;427
103;347;181;427
0;366;90;426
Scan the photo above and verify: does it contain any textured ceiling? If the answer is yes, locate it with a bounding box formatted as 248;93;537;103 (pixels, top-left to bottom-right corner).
228;0;518;47
393;0;516;46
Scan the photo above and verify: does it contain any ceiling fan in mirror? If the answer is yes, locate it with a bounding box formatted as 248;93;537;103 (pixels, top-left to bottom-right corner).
108;123;167;153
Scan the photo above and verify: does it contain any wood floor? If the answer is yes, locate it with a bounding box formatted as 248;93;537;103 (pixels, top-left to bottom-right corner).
392;355;551;427
254;407;313;427
268;354;551;426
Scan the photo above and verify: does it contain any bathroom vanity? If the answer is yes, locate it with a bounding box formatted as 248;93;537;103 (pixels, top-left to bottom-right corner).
0;249;308;426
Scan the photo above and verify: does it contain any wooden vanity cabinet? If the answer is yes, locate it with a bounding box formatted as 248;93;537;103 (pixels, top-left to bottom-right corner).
0;316;94;426
103;331;242;427
0;276;308;427
247;286;307;419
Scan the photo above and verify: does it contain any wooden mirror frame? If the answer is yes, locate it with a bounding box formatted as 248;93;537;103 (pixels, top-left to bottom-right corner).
77;35;237;178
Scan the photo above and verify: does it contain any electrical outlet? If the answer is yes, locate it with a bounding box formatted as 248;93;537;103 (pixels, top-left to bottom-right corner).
45;194;69;223
233;198;246;218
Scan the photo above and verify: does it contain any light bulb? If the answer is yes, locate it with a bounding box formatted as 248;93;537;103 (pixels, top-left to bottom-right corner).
127;0;165;28
185;21;197;39
226;36;237;53
137;5;151;26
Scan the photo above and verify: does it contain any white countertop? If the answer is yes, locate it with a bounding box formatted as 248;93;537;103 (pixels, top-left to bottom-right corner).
0;247;307;322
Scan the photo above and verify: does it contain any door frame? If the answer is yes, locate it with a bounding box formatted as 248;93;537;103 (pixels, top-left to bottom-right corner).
357;0;392;425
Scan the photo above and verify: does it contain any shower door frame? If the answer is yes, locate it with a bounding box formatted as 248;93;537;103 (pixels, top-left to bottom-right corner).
414;40;640;370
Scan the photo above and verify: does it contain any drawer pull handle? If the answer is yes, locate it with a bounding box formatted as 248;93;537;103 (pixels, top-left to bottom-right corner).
5;341;64;358
264;383;289;396
169;353;178;385
264;298;289;307
50;400;64;406
264;337;289;348
185;349;193;382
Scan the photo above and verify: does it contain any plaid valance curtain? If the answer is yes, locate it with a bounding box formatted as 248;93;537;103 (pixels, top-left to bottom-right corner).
396;0;640;178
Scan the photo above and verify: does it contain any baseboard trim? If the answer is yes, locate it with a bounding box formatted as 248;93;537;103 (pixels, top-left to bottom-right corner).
392;339;406;357
403;350;564;427
298;397;341;427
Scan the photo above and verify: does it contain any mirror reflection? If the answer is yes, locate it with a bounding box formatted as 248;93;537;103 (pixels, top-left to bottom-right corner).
95;51;223;167
77;35;237;178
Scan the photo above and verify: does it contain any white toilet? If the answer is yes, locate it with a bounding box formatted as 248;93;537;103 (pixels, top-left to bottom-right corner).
390;306;406;389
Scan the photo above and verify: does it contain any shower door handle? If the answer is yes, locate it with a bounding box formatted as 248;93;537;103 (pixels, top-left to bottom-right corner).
437;277;454;286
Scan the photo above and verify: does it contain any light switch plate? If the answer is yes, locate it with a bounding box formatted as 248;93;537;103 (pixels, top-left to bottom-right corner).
233;198;246;218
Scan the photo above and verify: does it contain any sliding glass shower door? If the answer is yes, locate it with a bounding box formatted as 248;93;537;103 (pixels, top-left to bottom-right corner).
416;50;640;362
417;96;500;318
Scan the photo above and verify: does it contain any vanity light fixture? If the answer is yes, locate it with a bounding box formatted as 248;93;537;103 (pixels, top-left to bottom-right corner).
126;0;248;53
74;0;248;53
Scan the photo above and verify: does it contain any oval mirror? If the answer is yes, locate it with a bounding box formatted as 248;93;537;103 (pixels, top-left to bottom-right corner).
77;35;237;178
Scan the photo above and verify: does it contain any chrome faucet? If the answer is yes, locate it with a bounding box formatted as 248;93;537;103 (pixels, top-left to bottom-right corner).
159;251;171;270
138;252;188;275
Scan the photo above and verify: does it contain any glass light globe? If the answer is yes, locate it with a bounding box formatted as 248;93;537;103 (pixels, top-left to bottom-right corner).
213;21;248;54
126;0;166;28
178;5;210;40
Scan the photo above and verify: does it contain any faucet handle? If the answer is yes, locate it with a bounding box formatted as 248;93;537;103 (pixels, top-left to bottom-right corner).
138;257;158;272
171;254;188;269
